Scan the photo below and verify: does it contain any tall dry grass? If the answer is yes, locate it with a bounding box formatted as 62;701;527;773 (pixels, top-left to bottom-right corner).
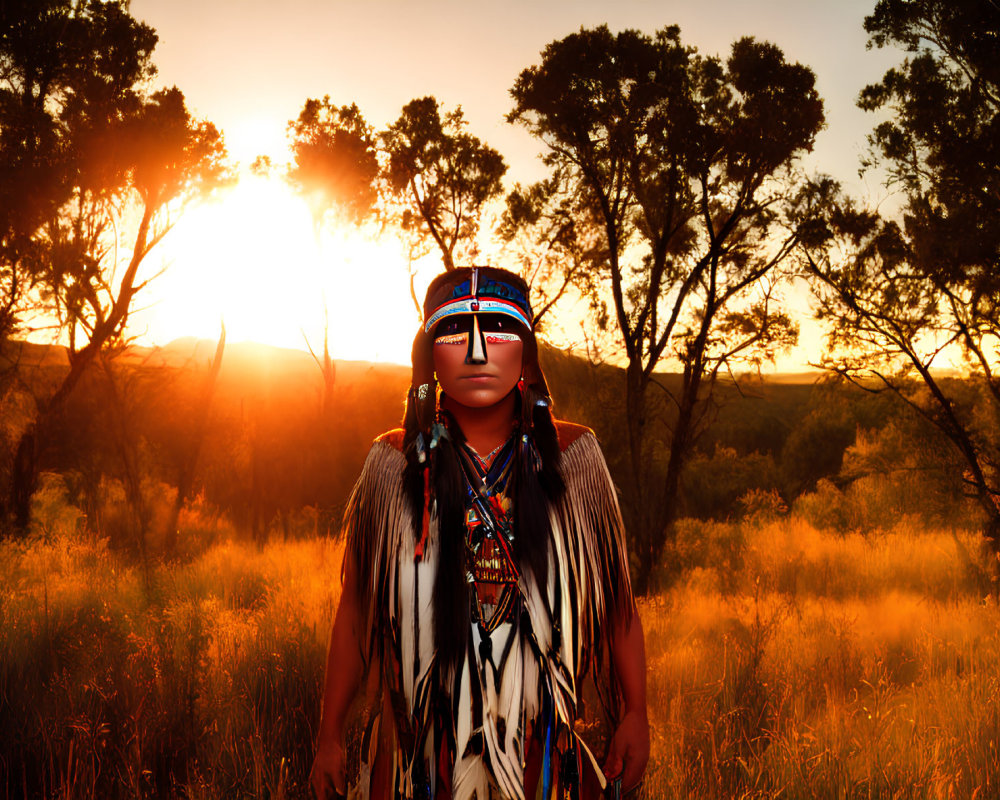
4;489;1000;798
641;516;1000;799
1;522;343;799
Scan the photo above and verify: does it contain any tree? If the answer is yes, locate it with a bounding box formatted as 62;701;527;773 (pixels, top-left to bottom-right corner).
287;94;507;310
382;96;506;273
798;1;1000;560
0;0;228;531
287;97;379;410
287;97;379;232
0;0;156;343
499;177;608;332
799;186;1000;558
509;25;822;592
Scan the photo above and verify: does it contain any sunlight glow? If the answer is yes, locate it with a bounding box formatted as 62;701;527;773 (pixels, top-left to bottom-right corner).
131;172;425;365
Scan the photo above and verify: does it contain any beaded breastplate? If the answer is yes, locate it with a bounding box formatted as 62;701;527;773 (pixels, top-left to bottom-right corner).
458;437;520;633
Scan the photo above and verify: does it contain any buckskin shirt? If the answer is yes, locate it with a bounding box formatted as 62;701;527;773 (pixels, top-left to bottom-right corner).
344;420;633;800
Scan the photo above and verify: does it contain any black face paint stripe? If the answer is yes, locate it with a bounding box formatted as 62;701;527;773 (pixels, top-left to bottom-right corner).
465;315;479;364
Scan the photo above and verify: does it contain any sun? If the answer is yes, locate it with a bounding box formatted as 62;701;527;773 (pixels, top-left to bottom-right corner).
131;171;428;365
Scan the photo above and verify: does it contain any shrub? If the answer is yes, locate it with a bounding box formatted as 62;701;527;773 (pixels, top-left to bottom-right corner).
682;446;780;519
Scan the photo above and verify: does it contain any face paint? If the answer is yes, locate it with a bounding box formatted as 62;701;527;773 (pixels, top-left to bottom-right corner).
432;312;525;409
485;332;521;344
433;314;523;363
434;333;468;346
467;315;487;364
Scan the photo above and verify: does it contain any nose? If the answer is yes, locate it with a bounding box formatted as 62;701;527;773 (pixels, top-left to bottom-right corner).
465;315;488;364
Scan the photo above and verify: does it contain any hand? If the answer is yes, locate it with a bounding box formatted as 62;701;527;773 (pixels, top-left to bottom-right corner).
603;709;649;793
310;735;348;800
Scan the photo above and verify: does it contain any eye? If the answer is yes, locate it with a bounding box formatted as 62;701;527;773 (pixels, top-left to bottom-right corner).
479;314;512;332
479;314;523;338
435;318;465;337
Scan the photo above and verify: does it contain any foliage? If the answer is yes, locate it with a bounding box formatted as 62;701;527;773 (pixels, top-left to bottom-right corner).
498;176;608;332
381;96;507;271
286;97;378;229
509;24;822;592
798;0;1000;554
681;445;780;520
0;532;342;799
4;510;999;798
0;0;156;341
643;516;997;797
860;0;1000;282
779;395;856;496
286;93;506;312
0;0;230;532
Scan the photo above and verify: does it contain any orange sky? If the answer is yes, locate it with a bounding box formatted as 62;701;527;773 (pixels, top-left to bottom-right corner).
127;0;902;371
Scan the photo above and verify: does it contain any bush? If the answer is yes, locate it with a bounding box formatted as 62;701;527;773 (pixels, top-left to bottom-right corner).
737;488;788;523
793;478;854;532
657;518;747;593
682;446;780;519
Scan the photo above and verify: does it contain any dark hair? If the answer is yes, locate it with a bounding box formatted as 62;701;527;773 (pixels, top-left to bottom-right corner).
402;268;565;676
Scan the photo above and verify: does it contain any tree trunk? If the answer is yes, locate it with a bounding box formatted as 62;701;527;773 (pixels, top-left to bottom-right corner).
623;361;652;594
637;361;703;594
7;350;115;534
99;356;151;567
661;366;700;529
976;488;1000;597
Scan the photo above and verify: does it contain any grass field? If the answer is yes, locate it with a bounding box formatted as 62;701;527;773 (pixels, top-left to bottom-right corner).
3;506;998;798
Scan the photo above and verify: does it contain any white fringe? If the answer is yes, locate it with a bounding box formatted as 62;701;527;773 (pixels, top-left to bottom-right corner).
348;430;632;799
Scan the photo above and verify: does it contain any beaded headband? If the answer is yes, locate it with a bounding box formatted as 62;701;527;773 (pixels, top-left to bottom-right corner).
423;267;533;334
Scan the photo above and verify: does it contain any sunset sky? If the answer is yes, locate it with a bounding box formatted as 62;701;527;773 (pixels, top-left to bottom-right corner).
127;0;901;370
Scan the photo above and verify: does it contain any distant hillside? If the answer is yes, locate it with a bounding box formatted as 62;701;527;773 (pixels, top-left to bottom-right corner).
4;334;927;544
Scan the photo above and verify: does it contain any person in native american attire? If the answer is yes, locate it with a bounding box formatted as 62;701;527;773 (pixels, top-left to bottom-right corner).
310;267;648;799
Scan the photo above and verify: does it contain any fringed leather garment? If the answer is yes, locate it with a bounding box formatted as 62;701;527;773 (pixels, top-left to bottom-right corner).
344;420;633;800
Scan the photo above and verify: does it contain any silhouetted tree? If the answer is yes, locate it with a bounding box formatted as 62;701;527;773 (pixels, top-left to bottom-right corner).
499;177;607;331
382;96;506;272
1;0;154;343
798;0;1000;562
287;98;379;408
287;97;379;232
510;25;822;591
97;350;154;570
0;1;228;531
799;186;1000;558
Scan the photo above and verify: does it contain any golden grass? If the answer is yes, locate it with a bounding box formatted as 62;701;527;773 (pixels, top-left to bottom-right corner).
1;533;344;799
639;518;1000;799
3;513;999;798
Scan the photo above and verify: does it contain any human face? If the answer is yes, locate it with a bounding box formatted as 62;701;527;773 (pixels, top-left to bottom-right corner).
432;314;524;408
